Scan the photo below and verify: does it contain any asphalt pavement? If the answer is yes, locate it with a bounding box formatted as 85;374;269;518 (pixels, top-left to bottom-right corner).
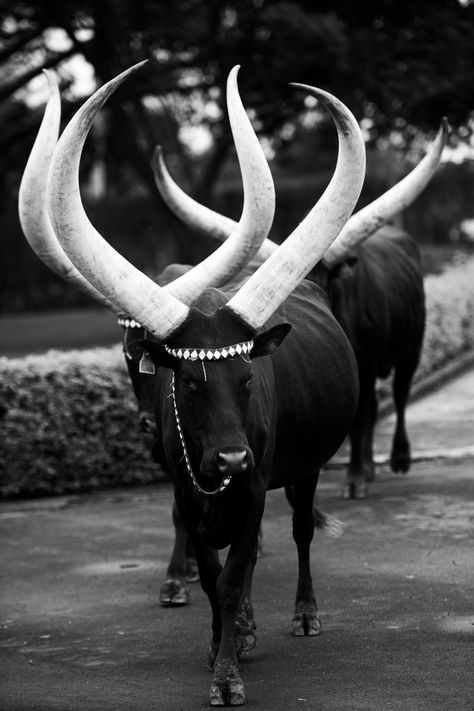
1;368;473;711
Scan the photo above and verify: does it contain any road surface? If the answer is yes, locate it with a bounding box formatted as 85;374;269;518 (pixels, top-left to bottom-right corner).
1;460;472;711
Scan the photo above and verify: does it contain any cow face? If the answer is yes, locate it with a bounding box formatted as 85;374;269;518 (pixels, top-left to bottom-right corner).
121;322;158;437
129;302;290;490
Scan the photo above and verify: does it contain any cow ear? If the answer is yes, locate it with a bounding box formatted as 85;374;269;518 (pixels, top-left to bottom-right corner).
252;323;292;358
127;339;176;370
333;256;358;280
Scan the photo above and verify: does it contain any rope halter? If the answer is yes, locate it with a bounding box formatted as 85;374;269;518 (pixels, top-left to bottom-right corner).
170;373;232;496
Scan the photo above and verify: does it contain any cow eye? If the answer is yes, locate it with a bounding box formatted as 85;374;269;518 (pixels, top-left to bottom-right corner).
180;375;195;390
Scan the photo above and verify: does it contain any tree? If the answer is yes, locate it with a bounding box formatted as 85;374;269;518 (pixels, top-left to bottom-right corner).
1;0;473;200
1;0;473;311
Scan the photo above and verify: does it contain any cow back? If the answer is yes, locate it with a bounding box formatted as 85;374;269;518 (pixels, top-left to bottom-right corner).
329;226;425;376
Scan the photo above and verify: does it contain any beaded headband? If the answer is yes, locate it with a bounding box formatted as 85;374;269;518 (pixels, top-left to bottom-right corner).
164;340;254;361
117;317;142;329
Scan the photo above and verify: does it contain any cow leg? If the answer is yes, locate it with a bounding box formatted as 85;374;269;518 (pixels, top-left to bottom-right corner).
290;476;321;636
343;370;377;499
185;533;199;582
159;503;193;606
390;354;418;474
235;543;258;655
209;502;265;706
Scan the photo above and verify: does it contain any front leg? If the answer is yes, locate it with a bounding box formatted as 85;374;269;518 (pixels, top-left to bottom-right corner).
185;532;223;669
234;538;258;656
160;503;194;606
210;499;264;707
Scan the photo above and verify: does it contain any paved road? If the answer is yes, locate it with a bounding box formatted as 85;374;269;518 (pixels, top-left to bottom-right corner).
1;368;473;710
1;458;473;711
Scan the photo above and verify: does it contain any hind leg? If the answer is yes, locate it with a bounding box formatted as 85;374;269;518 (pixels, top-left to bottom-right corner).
343;370;378;499
290;475;321;636
391;353;419;474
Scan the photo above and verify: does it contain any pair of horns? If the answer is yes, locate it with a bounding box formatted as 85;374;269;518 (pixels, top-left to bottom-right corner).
154;119;449;269
32;63;366;339
19;63;275;318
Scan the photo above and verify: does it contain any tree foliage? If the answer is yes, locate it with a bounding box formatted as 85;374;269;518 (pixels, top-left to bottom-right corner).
1;0;473;312
1;0;473;197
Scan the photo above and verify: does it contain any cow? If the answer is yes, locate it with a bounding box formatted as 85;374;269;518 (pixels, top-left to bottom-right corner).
154;119;448;499
19;64;277;606
45;62;366;706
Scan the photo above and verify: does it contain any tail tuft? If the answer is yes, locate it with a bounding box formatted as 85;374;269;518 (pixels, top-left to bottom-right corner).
314;508;345;538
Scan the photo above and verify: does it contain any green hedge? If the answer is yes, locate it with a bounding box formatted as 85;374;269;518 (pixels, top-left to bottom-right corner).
0;346;163;498
1;257;473;499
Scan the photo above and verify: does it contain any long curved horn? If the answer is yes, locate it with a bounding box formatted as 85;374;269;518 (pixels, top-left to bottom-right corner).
164;65;276;300
226;85;366;332
47;61;190;340
322;118;450;267
152;146;276;262
156;120;450;274
18;71;115;311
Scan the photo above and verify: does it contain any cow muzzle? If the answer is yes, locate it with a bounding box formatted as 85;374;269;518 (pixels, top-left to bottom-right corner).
138;411;156;436
215;446;254;475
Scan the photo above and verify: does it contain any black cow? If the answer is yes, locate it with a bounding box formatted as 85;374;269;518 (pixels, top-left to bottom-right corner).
46;64;366;706
315;225;425;498
19;65;277;608
120;264;200;605
154;121;447;501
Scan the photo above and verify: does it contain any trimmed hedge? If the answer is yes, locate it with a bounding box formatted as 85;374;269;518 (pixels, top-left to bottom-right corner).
1;257;474;499
0;346;163;498
417;258;474;379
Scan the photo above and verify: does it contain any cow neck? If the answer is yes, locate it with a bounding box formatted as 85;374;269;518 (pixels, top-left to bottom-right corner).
169;373;232;496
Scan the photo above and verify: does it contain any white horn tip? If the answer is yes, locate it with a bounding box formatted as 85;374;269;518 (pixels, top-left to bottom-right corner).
228;65;241;81
153;144;164;162
289;82;332;105
439;116;451;142
42;69;58;92
151;145;167;181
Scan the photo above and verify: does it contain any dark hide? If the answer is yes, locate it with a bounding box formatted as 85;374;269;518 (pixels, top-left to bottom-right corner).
121;264;199;602
131;277;358;705
321;226;425;499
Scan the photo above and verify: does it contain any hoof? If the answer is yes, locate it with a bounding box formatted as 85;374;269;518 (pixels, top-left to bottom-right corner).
291;610;321;637
390;454;410;474
208;642;219;670
235;597;256;654
159;578;189;606
341;482;369;500
185;557;200;583
364;467;376;482
210;659;245;706
236;630;256;655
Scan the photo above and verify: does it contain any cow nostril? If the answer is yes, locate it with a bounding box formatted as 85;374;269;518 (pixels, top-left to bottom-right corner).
138;413;156;434
217;450;248;473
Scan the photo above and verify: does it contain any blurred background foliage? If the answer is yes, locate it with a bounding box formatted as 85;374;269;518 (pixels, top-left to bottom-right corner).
1;0;474;312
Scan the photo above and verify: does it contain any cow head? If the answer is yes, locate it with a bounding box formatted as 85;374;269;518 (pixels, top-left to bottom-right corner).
126;289;290;489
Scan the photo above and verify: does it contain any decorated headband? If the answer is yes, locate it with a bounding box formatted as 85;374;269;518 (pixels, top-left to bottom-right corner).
164;340;254;361
118;316;142;329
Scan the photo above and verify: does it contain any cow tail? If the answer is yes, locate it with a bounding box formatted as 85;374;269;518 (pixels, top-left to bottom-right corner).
284;487;345;538
313;508;345;538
